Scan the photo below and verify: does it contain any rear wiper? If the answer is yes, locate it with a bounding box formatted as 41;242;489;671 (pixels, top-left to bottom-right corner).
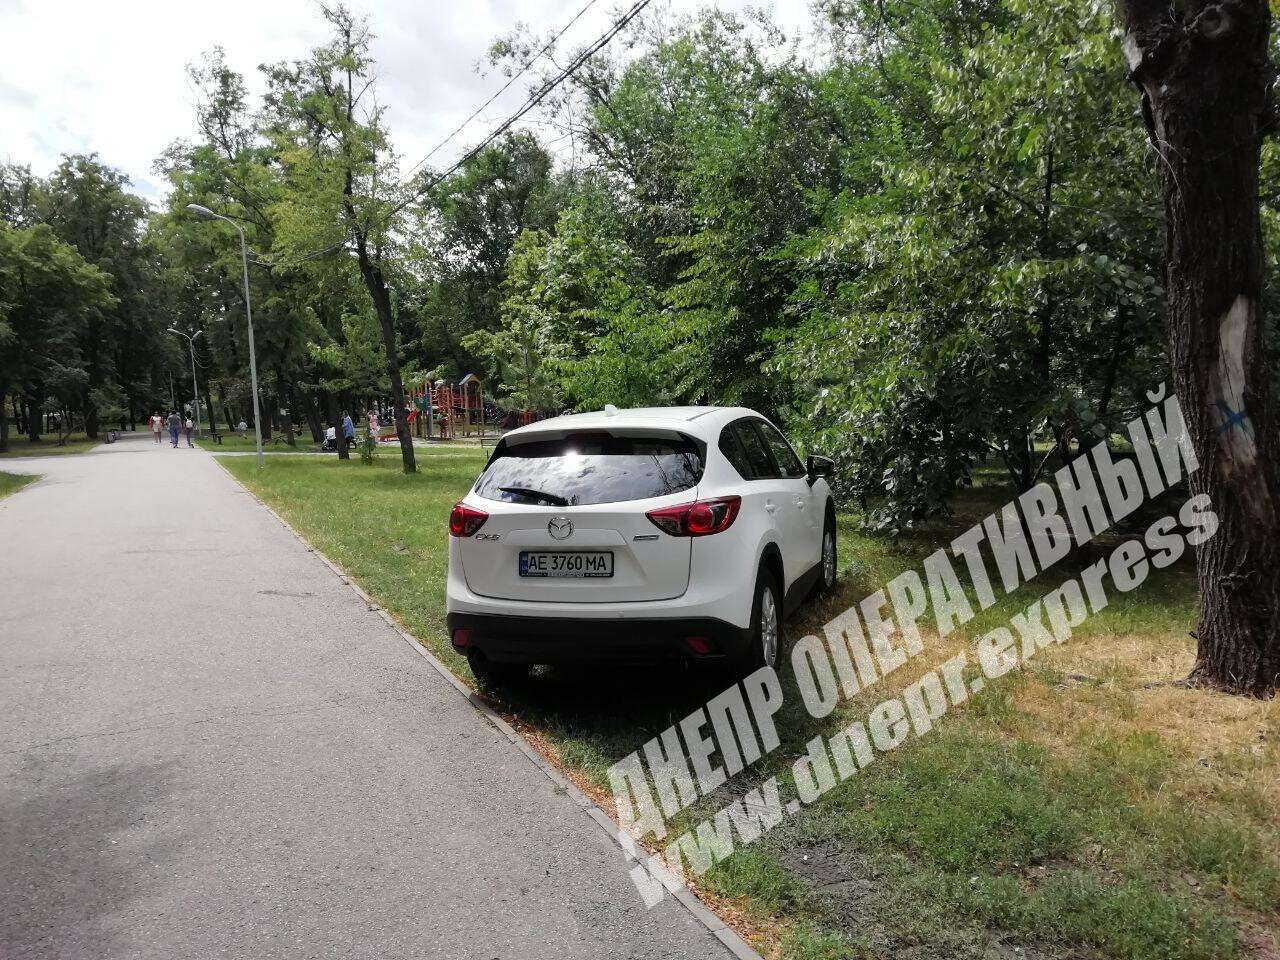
497;486;570;507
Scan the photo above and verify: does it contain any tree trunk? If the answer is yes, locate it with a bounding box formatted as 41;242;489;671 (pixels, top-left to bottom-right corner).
84;400;99;441
201;382;217;437
325;390;349;460
1120;0;1280;696
25;389;41;442
304;392;323;443
259;394;273;442
354;239;416;474
281;371;297;447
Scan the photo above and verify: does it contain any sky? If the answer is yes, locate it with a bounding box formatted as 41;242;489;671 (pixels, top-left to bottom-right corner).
0;0;815;203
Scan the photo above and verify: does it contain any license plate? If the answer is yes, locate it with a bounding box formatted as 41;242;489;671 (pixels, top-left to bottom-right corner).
519;551;614;578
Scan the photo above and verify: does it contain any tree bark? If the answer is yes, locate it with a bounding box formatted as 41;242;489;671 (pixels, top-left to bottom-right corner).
25;389;41;442
1119;0;1280;696
304;392;323;443
281;371;297;447
354;238;416;474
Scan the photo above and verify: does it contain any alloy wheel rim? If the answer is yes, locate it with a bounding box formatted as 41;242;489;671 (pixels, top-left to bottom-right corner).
761;587;778;667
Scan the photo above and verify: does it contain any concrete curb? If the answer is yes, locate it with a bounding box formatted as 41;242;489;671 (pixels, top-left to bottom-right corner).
210;456;765;960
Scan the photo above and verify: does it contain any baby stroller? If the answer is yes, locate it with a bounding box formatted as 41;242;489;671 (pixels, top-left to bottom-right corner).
321;427;339;452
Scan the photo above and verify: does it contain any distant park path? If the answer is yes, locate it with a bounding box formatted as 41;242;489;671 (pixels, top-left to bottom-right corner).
0;433;737;960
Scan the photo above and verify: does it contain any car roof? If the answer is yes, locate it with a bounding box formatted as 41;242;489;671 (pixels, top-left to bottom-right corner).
500;405;765;443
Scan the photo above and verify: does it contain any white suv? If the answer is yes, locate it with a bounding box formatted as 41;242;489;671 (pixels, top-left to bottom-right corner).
445;406;836;681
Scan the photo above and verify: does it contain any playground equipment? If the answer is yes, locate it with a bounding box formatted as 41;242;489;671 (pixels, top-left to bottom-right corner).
407;374;487;440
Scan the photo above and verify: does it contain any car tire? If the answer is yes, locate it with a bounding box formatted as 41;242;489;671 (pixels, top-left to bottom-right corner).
742;567;784;673
817;512;837;595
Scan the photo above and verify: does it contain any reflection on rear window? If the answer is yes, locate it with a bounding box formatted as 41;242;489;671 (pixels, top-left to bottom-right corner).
474;432;703;506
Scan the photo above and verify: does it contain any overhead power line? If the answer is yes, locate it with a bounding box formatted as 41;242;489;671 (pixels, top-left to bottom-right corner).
272;0;652;266
401;0;605;180
388;0;652;220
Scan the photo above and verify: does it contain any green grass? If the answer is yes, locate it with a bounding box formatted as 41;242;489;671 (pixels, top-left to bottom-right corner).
200;433;486;453
0;433;101;457
0;471;37;499
198;433;314;452
219;453;1280;960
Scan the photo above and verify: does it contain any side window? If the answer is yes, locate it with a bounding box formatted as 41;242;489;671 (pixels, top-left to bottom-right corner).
755;421;806;479
725;420;778;480
718;425;758;480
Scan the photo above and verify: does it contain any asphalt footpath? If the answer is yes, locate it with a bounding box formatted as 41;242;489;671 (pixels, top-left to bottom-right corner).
0;433;742;960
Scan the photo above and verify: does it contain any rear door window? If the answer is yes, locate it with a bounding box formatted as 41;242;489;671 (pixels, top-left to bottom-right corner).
474;432;703;506
754;420;807;479
720;420;778;480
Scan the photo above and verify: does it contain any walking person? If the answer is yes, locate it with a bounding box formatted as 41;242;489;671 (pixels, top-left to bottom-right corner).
184;415;195;448
167;411;181;448
150;412;163;444
342;411;356;449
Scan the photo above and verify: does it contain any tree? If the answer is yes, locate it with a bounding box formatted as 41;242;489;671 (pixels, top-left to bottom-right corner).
412;132;559;385
264;4;416;473
0;223;115;448
1117;0;1279;696
766;0;1166;528
42;155;157;437
156;47;334;448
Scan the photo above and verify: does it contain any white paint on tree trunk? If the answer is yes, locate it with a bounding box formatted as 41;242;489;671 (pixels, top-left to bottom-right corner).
1122;34;1144;71
1212;294;1275;527
1216;294;1255;462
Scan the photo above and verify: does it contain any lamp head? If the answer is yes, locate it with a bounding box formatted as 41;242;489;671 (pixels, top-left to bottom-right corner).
186;203;215;218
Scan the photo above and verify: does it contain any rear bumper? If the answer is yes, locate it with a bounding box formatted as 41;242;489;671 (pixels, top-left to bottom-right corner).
446;611;752;664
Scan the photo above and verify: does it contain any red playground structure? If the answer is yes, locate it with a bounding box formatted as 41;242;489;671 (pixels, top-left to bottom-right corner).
407;374;486;440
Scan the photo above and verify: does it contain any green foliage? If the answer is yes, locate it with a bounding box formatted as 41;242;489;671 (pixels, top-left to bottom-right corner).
0;220;116;439
773;0;1165;526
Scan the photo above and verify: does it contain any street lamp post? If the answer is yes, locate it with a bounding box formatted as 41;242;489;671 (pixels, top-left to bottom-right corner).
187;204;264;469
167;327;204;437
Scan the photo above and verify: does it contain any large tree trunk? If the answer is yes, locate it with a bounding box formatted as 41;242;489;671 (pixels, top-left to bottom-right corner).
1120;0;1280;696
304;392;323;443
25;389;41;443
354;239;416;474
83;399;99;441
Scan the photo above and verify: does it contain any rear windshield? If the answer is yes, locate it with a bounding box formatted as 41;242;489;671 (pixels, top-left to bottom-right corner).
474;432;703;506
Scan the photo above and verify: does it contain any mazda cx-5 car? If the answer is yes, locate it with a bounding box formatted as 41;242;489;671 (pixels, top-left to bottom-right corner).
445;405;835;681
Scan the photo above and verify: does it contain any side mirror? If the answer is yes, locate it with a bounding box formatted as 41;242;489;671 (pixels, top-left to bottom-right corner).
807;454;834;483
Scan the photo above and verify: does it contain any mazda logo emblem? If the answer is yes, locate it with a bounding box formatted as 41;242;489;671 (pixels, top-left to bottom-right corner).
548;517;573;540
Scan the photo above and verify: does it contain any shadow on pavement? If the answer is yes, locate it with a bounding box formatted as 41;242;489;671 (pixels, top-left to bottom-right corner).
0;756;181;957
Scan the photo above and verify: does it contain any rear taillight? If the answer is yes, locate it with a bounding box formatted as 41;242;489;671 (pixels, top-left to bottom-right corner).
646;496;741;537
449;502;489;537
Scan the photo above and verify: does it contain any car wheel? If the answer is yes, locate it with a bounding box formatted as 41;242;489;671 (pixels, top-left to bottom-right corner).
744;568;783;673
818;514;837;594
